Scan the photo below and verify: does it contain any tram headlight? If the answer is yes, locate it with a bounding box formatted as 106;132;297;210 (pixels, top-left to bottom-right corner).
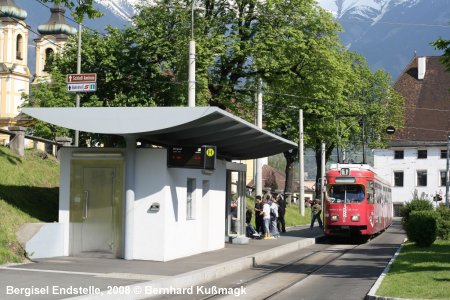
351;215;360;222
331;215;339;222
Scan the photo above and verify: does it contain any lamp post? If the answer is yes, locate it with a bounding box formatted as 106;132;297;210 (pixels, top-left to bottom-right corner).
74;0;82;147
188;0;196;107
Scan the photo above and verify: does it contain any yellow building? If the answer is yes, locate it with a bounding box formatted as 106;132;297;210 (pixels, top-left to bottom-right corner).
0;0;31;139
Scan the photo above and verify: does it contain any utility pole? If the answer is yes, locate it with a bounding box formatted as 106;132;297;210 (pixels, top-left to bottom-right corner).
299;109;305;216
74;0;82;147
320;142;326;208
361;117;366;164
446;134;450;208
255;78;263;196
188;0;196;107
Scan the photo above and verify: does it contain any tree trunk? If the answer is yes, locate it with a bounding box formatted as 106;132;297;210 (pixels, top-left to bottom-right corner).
283;149;298;194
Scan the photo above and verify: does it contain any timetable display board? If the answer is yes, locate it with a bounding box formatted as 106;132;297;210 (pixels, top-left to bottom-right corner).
167;145;216;170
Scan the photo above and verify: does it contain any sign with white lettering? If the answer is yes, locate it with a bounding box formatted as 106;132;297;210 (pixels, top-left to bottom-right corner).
66;73;97;83
67;83;97;92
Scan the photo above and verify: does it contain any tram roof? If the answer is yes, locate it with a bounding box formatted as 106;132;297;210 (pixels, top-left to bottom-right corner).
22;106;297;160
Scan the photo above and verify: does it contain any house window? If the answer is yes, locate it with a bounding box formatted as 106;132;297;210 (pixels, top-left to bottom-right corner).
417;171;427;186
394;171;404;187
441;150;448;159
417;150;427;159
441;171;448;187
16;34;23;60
394;150;404;159
43;48;54;71
186;178;196;220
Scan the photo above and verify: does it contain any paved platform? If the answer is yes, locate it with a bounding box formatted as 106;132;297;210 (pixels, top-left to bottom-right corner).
0;225;324;300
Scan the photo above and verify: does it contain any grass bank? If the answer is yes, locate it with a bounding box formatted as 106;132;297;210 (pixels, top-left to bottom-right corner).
377;240;450;299
0;146;59;264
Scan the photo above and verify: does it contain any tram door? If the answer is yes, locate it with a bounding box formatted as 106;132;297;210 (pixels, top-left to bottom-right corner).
225;163;246;240
70;160;123;257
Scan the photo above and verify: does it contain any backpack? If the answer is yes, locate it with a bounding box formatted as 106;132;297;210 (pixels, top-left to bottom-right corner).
270;207;276;219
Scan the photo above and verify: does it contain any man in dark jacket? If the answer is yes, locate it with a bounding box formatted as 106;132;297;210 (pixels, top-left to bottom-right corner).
254;195;264;234
277;193;287;233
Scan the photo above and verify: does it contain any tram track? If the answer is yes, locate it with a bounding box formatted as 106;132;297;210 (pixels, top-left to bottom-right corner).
188;241;361;300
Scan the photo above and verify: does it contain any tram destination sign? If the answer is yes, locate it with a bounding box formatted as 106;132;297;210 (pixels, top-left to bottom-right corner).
167;145;216;170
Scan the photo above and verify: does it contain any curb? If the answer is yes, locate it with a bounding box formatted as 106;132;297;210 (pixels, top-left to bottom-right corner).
68;236;322;300
365;239;407;300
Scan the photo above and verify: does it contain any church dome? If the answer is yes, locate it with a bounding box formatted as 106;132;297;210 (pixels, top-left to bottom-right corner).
37;4;77;36
0;0;27;20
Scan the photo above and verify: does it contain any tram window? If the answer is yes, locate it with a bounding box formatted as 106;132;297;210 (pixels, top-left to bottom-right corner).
367;181;374;204
441;150;447;159
328;185;365;203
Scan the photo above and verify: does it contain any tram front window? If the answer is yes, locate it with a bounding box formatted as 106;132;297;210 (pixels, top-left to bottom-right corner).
327;185;365;203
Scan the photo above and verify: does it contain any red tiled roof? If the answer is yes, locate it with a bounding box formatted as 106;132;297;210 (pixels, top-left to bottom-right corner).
392;56;450;145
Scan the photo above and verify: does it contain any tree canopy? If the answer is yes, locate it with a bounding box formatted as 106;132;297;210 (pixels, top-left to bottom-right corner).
30;0;404;192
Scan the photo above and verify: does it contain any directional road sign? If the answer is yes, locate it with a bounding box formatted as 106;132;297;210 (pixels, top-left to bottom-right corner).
67;73;97;83
67;83;97;93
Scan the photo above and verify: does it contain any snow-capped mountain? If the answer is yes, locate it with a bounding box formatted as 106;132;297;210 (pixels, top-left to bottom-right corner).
95;0;138;21
12;0;450;79
317;0;449;79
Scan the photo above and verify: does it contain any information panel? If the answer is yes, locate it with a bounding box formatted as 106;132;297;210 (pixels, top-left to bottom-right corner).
167;145;216;170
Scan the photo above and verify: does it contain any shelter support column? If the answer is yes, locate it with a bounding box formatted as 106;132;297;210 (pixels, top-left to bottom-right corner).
124;135;136;260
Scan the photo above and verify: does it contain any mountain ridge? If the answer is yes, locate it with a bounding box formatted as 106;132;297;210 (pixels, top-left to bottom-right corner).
13;0;450;79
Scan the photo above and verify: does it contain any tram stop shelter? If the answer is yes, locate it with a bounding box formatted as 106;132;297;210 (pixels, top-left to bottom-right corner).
21;107;297;262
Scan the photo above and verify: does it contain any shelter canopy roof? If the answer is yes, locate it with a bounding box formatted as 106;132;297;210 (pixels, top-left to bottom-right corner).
22;107;297;160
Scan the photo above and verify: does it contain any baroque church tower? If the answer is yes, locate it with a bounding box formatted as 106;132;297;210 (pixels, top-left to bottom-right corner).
34;4;76;83
0;0;31;127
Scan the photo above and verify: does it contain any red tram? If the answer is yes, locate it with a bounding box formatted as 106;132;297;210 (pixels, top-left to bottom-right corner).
324;164;393;237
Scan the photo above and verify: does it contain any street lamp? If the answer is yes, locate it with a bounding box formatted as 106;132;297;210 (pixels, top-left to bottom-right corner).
188;0;196;107
74;0;83;147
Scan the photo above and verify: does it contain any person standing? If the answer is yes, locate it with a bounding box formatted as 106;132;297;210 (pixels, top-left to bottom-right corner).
277;193;287;233
254;195;264;234
310;199;323;229
270;194;280;238
262;198;272;239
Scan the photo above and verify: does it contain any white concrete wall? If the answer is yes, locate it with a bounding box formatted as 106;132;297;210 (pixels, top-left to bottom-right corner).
374;147;447;205
24;223;65;259
59;147;71;256
134;148;226;261
58;147;228;261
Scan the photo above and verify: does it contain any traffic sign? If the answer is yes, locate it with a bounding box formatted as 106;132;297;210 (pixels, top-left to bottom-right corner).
386;126;396;135
67;73;97;83
67;83;97;92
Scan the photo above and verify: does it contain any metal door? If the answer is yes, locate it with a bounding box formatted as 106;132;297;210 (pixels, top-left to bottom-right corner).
81;167;115;253
70;160;123;257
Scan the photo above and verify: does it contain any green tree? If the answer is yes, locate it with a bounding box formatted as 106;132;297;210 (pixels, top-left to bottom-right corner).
23;70;74;139
433;37;450;71
41;0;102;22
38;0;404;194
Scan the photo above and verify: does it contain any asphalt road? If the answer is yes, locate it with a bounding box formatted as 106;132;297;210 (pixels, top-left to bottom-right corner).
160;220;406;300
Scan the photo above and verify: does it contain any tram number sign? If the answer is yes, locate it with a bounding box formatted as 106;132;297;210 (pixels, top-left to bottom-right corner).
167;145;216;170
340;168;350;176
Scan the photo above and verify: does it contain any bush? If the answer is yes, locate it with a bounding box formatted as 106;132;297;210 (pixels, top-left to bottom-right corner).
406;210;438;247
401;198;433;229
436;205;450;240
